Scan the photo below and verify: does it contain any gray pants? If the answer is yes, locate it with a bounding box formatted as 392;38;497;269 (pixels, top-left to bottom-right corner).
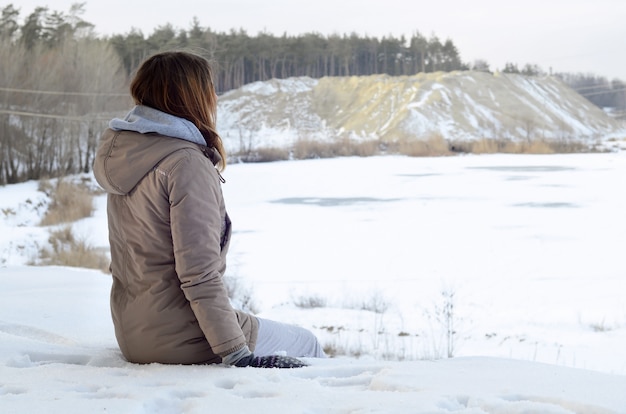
254;318;326;358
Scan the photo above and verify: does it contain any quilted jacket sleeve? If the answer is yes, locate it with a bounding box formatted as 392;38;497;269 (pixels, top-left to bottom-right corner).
167;149;247;357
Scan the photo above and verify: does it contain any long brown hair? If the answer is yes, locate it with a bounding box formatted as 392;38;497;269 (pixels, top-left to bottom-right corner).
130;50;226;170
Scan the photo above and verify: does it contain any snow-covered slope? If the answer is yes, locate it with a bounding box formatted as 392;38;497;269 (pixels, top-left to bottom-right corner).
217;72;625;153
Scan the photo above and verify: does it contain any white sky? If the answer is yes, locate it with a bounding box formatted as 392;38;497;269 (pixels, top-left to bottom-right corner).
11;0;626;80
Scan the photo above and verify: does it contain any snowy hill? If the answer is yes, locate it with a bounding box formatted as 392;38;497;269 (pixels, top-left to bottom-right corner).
217;72;625;153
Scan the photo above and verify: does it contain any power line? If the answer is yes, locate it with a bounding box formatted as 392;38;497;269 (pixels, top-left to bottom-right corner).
0;86;127;97
572;82;622;91
0;109;110;121
572;83;626;92
578;87;626;97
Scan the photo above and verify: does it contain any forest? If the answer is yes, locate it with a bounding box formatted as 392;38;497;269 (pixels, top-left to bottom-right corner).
0;3;625;185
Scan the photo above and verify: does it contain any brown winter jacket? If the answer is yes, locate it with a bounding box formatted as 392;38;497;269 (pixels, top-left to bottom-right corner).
93;128;257;364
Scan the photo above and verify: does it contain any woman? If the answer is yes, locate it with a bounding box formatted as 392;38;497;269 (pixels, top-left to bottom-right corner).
93;50;324;368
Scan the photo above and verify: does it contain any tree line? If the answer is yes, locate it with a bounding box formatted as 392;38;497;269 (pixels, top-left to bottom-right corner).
0;3;624;184
500;62;626;112
109;20;466;93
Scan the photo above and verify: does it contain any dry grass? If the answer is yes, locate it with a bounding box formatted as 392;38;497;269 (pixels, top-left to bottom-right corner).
394;134;451;157
292;137;380;159
321;338;364;359
37;225;110;272
589;320;613;333
450;138;593;155
234;147;291;163
39;178;94;226
293;294;328;309
292;139;336;159
223;275;260;314
460;138;498;154
543;138;592;153
2;207;16;218
335;137;380;157
36;177;108;272
232;135;595;163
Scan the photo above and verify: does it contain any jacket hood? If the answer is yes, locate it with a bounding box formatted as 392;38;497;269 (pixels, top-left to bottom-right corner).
93;109;222;196
109;105;207;146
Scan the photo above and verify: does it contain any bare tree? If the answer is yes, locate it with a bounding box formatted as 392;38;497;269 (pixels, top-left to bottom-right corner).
0;33;128;183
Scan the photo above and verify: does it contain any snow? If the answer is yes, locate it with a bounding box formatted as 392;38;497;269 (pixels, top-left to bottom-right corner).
2;152;626;413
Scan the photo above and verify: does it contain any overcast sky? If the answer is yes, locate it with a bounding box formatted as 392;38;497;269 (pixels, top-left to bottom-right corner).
13;0;626;80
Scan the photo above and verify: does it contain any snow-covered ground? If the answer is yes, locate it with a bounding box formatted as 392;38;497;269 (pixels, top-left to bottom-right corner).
1;152;626;413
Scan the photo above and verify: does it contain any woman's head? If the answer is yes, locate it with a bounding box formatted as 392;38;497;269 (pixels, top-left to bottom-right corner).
130;50;226;169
